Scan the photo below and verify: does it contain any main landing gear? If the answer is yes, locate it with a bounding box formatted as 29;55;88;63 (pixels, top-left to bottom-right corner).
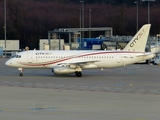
75;71;82;77
18;68;23;77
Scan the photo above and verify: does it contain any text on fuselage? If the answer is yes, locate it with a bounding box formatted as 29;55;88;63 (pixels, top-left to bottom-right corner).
35;52;52;55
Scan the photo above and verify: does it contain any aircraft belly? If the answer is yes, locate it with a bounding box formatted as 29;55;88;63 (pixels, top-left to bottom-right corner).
122;57;142;65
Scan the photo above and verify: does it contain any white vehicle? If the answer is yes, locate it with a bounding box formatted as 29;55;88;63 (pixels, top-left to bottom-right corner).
5;24;155;77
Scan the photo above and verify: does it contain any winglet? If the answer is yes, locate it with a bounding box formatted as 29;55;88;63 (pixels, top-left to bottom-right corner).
123;24;151;52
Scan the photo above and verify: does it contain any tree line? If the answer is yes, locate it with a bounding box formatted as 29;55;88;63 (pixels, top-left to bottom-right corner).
0;0;160;49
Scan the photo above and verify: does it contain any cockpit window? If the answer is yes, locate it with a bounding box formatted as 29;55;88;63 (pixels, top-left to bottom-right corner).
11;55;16;58
11;55;21;58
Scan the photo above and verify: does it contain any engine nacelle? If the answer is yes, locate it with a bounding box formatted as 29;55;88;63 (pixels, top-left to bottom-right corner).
52;66;76;75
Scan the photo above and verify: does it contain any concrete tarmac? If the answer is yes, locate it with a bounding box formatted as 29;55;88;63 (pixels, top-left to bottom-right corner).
1;58;160;120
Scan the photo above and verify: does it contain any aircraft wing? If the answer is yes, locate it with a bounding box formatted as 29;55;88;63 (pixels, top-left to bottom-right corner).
57;60;100;69
58;60;100;66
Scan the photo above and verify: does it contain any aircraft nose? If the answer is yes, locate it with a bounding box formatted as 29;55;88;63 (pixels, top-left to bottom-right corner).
5;60;12;66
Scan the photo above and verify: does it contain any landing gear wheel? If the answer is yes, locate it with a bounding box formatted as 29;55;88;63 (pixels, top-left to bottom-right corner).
19;73;23;77
18;68;23;77
75;71;82;77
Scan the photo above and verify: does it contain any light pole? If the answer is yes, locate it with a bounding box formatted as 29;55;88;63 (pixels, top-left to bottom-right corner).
134;1;138;32
142;0;155;24
142;0;155;63
79;9;82;28
4;0;6;57
80;1;84;29
80;0;84;49
89;9;91;38
79;9;82;50
148;1;150;23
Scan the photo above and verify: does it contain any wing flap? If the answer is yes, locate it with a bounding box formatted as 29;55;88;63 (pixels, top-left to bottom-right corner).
57;60;100;69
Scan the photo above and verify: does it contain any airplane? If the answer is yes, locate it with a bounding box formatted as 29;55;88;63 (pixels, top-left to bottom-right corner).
5;24;155;77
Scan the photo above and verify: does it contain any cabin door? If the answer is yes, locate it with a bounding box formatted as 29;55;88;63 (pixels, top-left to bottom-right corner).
116;54;121;63
27;53;33;63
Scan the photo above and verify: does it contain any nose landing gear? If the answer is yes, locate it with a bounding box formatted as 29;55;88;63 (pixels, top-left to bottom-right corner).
19;73;23;77
18;68;23;77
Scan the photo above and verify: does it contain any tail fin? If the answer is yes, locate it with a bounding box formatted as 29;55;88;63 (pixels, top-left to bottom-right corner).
123;24;151;52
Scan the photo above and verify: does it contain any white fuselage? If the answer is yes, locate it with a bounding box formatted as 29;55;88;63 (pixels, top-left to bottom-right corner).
5;24;153;77
5;50;154;69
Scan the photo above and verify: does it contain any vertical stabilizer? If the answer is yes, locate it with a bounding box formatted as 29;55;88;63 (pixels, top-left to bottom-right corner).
123;24;151;52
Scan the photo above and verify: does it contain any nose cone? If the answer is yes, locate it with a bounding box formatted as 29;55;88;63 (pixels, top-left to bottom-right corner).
5;59;12;67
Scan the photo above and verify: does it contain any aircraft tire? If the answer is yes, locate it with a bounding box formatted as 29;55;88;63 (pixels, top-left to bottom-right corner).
20;73;23;77
75;71;82;77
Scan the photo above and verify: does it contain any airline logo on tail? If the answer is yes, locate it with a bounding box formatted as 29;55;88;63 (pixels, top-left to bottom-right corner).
130;28;145;47
123;24;151;52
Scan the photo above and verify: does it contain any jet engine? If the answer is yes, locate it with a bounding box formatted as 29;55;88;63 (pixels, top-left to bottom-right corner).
52;66;76;74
